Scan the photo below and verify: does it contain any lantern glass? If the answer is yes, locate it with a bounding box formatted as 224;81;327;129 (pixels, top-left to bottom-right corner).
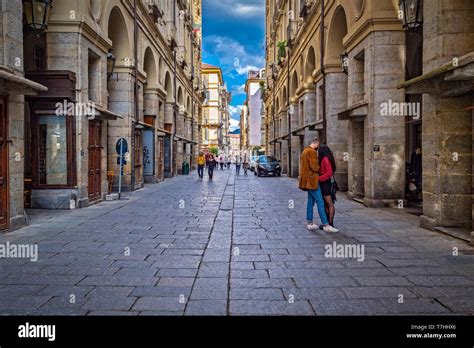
400;0;423;30
23;0;53;32
340;51;349;74
107;51;116;79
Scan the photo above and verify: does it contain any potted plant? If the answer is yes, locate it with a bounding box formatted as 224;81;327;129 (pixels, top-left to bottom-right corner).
277;41;287;63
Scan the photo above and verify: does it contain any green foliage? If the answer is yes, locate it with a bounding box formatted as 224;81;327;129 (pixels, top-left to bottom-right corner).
277;41;287;60
209;147;219;156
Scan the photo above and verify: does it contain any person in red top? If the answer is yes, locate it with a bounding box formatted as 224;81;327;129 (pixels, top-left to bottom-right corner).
318;145;337;227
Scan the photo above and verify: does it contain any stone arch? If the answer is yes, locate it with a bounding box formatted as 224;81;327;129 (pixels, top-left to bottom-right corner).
290;71;298;98
107;6;131;66
158;56;163;85
143;47;158;88
281;86;287;109
304;46;316;83
164;71;173;102
326;6;348;61
299;56;304;83
186;96;191;115
177;86;184;107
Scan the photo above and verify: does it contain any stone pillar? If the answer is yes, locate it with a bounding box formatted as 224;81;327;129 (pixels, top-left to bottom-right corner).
302;88;318;148
176;112;185;173
420;0;474;230
325;72;348;190
108;71;134;191
278;111;288;174
163;102;175;177
144;90;158;117
421;95;472;229
289;99;300;177
363;30;406;207
164;102;174;126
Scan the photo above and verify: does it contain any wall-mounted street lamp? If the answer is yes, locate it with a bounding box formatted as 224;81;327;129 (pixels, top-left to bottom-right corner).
340;51;349;75
107;49;117;80
22;0;53;34
399;0;423;31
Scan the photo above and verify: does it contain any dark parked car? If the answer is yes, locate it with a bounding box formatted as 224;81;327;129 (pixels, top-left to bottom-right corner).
254;156;281;177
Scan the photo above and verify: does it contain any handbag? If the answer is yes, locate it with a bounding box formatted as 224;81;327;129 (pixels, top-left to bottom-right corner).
330;175;339;202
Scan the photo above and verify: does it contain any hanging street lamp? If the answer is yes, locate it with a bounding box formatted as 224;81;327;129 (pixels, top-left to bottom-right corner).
22;0;53;34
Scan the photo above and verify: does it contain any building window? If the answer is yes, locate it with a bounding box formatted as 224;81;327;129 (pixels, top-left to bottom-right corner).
33;45;46;70
35;115;70;186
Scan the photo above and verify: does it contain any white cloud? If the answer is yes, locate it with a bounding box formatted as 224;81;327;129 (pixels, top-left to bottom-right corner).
206;0;265;19
203;36;264;76
231;84;246;96
229;105;243;117
229;118;240;131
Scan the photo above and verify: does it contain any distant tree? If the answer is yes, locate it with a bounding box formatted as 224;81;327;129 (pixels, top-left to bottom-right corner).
210;147;219;156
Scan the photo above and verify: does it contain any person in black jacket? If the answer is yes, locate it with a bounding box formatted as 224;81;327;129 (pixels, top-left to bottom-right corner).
207;154;216;180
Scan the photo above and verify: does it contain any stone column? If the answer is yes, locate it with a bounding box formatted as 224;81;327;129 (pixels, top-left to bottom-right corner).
108;71;135;191
278;110;288;174
289;99;300;177
176;111;185;173
164;102;174;127
325;72;348;190
420;0;474;230
302;86;318;148
144;90;158;117
363;30;406;207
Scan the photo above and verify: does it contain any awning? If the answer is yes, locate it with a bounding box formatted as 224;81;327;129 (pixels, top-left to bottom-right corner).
156;127;173;137
135;121;153;129
398;52;474;97
0;65;47;95
91;105;124;120
337;102;368;121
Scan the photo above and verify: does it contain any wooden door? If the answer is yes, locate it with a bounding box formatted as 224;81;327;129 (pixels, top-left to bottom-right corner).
0;98;9;230
88;120;102;202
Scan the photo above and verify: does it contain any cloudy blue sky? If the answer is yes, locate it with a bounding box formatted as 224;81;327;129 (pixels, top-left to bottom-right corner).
202;0;266;131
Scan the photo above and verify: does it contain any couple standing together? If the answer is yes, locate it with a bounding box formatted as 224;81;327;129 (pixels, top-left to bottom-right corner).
299;138;339;233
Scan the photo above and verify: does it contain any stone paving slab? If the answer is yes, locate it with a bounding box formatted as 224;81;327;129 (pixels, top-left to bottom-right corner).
0;170;473;315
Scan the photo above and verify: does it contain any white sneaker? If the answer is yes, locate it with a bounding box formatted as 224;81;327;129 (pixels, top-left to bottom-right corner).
323;225;339;233
307;223;318;231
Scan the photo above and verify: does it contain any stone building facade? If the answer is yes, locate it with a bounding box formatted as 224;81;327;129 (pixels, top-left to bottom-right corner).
1;0;203;232
264;0;472;239
201;63;230;153
243;69;266;153
0;1;48;231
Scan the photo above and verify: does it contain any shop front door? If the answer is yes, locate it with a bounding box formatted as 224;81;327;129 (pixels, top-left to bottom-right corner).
88;120;102;202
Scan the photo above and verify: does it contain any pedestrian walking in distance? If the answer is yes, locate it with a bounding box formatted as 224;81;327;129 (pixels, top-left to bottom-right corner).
235;154;242;175
318;145;337;228
299;139;339;233
219;155;225;170
227;156;231;170
242;152;249;175
207;154;216;180
197;152;205;180
215;155;220;171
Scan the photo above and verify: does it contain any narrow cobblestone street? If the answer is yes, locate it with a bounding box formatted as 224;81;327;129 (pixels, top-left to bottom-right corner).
0;170;473;316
